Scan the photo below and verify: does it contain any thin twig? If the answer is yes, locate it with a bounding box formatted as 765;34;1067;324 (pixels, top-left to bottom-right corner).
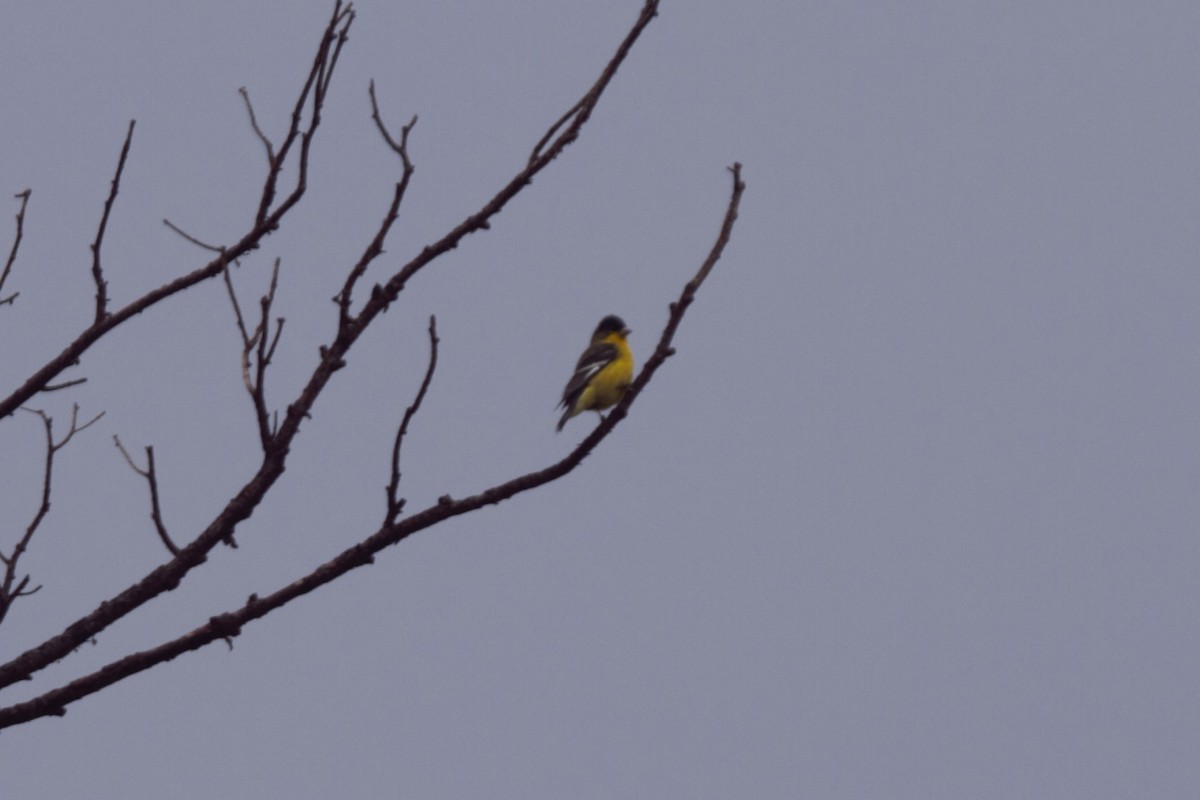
221;258;257;402
529;97;586;166
114;437;181;557
252;260;284;445
384;315;439;523
239;87;276;166
0;190;31;307
221;257;252;348
91;120;136;322
162;219;223;252
263;317;285;369
39;378;88;393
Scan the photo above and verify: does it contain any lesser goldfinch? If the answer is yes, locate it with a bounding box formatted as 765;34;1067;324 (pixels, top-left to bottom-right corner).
557;314;634;432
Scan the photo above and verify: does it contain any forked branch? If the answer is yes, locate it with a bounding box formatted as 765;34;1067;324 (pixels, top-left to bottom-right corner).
0;405;104;627
114;438;181;557
253;1;355;226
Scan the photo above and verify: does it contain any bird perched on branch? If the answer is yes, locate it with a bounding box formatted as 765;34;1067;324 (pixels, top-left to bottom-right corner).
557;314;634;432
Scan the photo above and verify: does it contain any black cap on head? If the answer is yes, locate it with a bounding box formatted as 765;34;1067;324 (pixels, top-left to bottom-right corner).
595;314;628;335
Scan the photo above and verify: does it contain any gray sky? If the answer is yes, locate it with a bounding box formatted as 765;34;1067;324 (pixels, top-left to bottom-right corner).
2;1;1199;797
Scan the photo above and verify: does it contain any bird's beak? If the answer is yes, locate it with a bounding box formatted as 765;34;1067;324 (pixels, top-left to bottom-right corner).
623;328;632;337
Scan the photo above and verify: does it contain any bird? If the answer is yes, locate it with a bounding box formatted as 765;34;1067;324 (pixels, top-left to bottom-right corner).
556;314;634;432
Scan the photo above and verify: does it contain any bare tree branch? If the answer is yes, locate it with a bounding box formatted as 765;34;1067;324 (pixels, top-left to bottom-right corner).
385;315;439;523
345;0;663;332
0;190;31;307
0;0;657;697
528;0;658;164
254;1;354;226
0;158;742;728
0;1;729;735
114;437;181;557
607;163;745;426
0;5;354;425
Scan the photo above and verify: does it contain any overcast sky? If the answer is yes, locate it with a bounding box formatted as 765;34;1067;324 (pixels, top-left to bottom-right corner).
2;1;1199;797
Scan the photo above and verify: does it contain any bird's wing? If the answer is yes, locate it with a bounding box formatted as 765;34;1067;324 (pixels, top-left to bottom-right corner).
559;341;619;409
